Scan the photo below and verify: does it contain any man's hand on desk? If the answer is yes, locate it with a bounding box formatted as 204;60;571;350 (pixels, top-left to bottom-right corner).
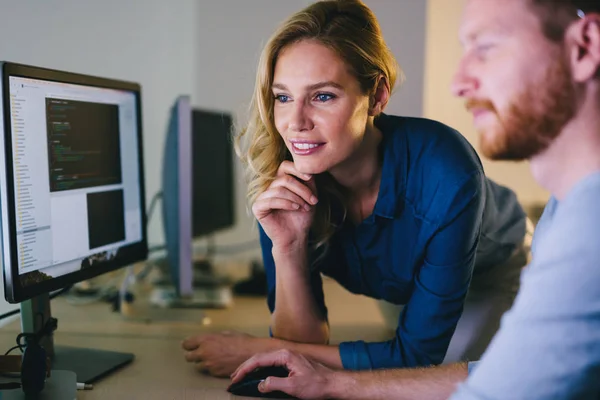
230;349;469;400
182;331;276;377
230;349;338;400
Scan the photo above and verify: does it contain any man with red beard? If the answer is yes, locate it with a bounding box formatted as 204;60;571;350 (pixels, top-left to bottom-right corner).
229;0;600;399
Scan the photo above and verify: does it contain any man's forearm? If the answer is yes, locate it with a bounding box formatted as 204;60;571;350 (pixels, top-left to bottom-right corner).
327;362;468;400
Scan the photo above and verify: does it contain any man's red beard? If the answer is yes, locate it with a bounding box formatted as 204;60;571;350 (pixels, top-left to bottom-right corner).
466;55;576;161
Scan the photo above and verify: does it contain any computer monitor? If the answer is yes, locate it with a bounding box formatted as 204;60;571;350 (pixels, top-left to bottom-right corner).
161;96;193;297
191;108;235;239
158;99;234;306
0;62;148;382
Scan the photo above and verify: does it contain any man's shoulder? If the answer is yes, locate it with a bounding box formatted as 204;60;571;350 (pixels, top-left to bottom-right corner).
559;172;600;216
538;173;600;257
521;173;600;311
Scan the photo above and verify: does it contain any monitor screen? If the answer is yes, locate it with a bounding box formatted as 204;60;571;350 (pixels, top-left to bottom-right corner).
1;62;147;303
191;109;235;238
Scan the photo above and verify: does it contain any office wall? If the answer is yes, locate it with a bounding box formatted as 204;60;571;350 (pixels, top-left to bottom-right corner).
198;0;428;262
0;0;427;321
423;0;550;206
0;0;198;323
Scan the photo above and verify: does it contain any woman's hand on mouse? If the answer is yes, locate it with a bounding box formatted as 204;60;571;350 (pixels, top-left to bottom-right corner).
252;161;318;251
230;349;336;400
181;331;274;377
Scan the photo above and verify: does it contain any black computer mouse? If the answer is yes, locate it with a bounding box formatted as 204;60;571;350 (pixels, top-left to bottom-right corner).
227;366;297;398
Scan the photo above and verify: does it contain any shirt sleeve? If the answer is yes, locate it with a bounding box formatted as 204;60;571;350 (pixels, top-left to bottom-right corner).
449;195;600;400
339;172;486;370
258;223;328;335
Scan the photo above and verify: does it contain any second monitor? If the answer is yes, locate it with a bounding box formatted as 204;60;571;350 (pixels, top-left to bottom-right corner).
157;97;235;308
191;108;235;239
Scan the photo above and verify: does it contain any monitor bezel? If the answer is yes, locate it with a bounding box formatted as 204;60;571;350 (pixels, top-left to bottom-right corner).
1;61;148;303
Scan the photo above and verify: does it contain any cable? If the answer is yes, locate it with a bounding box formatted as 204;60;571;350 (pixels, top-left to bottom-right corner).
1;314;58;370
4;344;22;356
1;314;58;360
146;191;163;224
0;308;19;322
0;315;58;394
15;316;58;350
0;286;71;322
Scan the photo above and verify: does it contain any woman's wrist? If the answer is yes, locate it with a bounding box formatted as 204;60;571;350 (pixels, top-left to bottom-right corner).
271;239;308;258
251;337;286;354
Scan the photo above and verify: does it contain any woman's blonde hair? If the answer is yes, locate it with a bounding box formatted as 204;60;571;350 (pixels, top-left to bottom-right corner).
236;0;402;258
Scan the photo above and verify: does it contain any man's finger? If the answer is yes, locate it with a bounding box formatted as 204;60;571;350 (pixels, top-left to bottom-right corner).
230;351;283;383
259;376;294;395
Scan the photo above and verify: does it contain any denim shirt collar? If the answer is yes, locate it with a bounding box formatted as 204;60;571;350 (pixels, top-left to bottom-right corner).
366;114;405;223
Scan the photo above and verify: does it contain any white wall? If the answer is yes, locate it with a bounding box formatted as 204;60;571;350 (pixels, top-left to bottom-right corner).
198;0;428;262
423;0;550;206
0;0;427;319
0;0;198;321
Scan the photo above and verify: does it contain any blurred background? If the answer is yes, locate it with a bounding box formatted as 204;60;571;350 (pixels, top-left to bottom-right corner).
0;0;549;320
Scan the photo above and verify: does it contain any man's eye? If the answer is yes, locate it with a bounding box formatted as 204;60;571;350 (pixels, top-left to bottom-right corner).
476;43;494;55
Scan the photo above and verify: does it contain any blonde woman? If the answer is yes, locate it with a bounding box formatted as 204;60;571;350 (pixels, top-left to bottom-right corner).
182;0;529;377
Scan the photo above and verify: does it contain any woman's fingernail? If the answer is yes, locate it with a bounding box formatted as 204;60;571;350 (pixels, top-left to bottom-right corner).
303;204;311;211
258;379;267;392
310;196;318;204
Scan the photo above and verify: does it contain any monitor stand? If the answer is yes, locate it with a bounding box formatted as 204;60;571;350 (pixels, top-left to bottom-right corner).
149;268;233;309
21;293;134;384
149;252;234;309
192;258;233;287
0;370;77;400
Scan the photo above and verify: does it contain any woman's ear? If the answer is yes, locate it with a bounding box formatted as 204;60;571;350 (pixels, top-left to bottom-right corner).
369;75;390;116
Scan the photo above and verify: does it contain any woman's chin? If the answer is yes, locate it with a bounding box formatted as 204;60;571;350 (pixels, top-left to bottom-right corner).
288;158;315;173
294;164;326;176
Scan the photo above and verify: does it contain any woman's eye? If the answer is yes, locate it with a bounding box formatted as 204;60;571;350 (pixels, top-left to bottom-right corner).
315;93;335;102
274;94;290;103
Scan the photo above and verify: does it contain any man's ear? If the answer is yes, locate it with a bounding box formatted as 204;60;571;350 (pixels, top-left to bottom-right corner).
369;75;390;116
567;14;600;82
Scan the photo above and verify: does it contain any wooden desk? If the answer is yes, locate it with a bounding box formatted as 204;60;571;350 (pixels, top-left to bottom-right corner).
0;279;391;399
